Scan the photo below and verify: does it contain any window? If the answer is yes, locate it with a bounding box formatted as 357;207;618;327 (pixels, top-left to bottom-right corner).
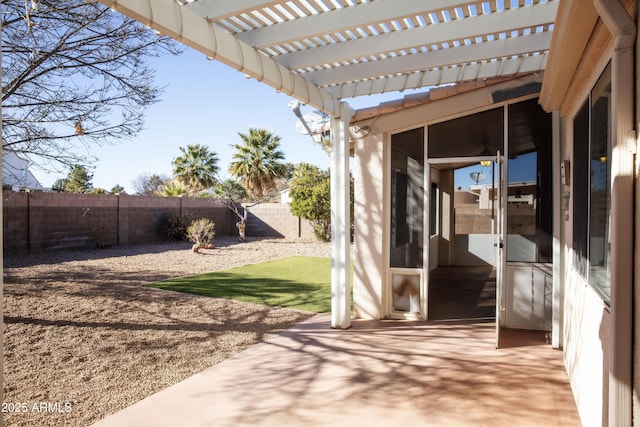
390;128;424;268
572;63;611;301
506;98;553;263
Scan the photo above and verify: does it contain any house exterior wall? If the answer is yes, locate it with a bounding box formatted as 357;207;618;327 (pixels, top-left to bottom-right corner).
558;57;613;425
564;268;610;426
353;132;386;319
552;2;638;424
560;56;617;424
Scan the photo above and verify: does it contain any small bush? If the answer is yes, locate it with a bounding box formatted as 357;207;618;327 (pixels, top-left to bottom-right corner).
90;220;109;249
187;218;216;252
162;213;192;241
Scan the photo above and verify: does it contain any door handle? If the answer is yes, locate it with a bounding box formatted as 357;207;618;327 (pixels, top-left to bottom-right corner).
493;242;504;248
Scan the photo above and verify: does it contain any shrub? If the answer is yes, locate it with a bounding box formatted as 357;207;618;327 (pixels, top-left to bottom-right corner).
162;213;192;241
289;163;354;241
90;220;109;249
187;218;216;252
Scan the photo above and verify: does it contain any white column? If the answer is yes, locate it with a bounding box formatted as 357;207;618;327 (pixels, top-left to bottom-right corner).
551;111;563;349
330;103;354;329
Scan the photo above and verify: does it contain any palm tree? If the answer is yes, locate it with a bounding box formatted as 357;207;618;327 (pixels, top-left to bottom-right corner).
228;127;286;199
171;143;219;194
214;178;248;201
156;179;189;197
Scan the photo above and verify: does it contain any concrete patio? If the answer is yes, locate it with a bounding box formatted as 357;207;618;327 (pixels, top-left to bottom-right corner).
92;314;580;426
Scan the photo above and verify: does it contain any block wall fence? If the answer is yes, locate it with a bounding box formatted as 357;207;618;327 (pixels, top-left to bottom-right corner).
3;190;314;254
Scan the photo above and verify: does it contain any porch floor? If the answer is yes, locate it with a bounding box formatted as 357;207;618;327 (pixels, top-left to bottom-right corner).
92;315;580;427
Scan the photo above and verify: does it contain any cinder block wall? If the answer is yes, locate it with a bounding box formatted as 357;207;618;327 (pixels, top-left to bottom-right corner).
245;203;315;238
3;191;315;253
3;191;231;253
3;191;29;252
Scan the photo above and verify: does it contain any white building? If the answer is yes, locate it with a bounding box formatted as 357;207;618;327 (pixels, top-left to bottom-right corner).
2;152;43;191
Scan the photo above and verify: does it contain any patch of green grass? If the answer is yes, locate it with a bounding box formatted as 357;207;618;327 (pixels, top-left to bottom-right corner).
149;256;332;313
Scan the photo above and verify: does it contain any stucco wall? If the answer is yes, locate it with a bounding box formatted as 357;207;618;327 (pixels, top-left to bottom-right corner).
353;133;385;319
564;270;610;427
553;13;623;423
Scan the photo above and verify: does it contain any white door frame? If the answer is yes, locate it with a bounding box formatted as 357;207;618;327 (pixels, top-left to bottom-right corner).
425;155;502;326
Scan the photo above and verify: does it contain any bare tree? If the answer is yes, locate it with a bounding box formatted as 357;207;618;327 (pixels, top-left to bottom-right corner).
132;172;170;195
1;0;182;172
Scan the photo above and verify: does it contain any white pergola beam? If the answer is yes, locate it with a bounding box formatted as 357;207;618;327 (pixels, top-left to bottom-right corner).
236;0;475;48
307;31;552;86
98;0;341;115
184;0;281;21
278;1;557;70
324;53;548;98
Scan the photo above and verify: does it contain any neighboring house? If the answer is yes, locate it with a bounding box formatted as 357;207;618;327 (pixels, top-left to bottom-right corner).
280;188;291;204
2;152;43;191
87;1;638;425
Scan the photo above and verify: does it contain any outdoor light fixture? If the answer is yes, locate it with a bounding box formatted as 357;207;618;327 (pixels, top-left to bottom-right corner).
479;138;492;167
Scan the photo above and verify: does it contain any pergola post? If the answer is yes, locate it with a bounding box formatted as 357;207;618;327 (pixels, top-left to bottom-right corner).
330;102;354;329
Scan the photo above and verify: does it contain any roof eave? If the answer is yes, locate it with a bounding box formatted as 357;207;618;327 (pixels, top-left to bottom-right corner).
539;0;599;112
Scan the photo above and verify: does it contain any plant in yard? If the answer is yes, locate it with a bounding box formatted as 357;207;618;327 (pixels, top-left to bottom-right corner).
214;178;248;201
171;144;220;195
149;256;332;312
156;179;189;197
289;163;331;241
90;220;109;249
162;213;192;241
213;177;256;241
229;127;286;199
289;163;354;241
187;218;216;253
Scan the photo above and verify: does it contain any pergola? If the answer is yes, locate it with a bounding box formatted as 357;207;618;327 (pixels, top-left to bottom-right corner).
97;0;559;328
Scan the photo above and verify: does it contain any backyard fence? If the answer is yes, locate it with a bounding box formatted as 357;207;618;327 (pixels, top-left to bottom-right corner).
3;190;314;254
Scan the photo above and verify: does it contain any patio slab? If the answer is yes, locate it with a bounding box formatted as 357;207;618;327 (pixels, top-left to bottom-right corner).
92;315;580;427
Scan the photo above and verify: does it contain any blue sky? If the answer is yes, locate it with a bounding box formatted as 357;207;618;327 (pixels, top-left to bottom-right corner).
454;152;537;191
31;46;536;193
32;48;407;193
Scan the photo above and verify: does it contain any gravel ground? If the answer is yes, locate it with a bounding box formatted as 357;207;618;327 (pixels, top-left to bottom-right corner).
2;236;330;427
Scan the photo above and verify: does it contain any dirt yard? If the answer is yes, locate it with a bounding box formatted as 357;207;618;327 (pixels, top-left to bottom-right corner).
2;237;330;427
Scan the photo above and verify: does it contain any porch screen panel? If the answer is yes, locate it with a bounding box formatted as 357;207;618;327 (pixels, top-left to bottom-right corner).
506;98;553;262
390;128;424;268
427;107;503;158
